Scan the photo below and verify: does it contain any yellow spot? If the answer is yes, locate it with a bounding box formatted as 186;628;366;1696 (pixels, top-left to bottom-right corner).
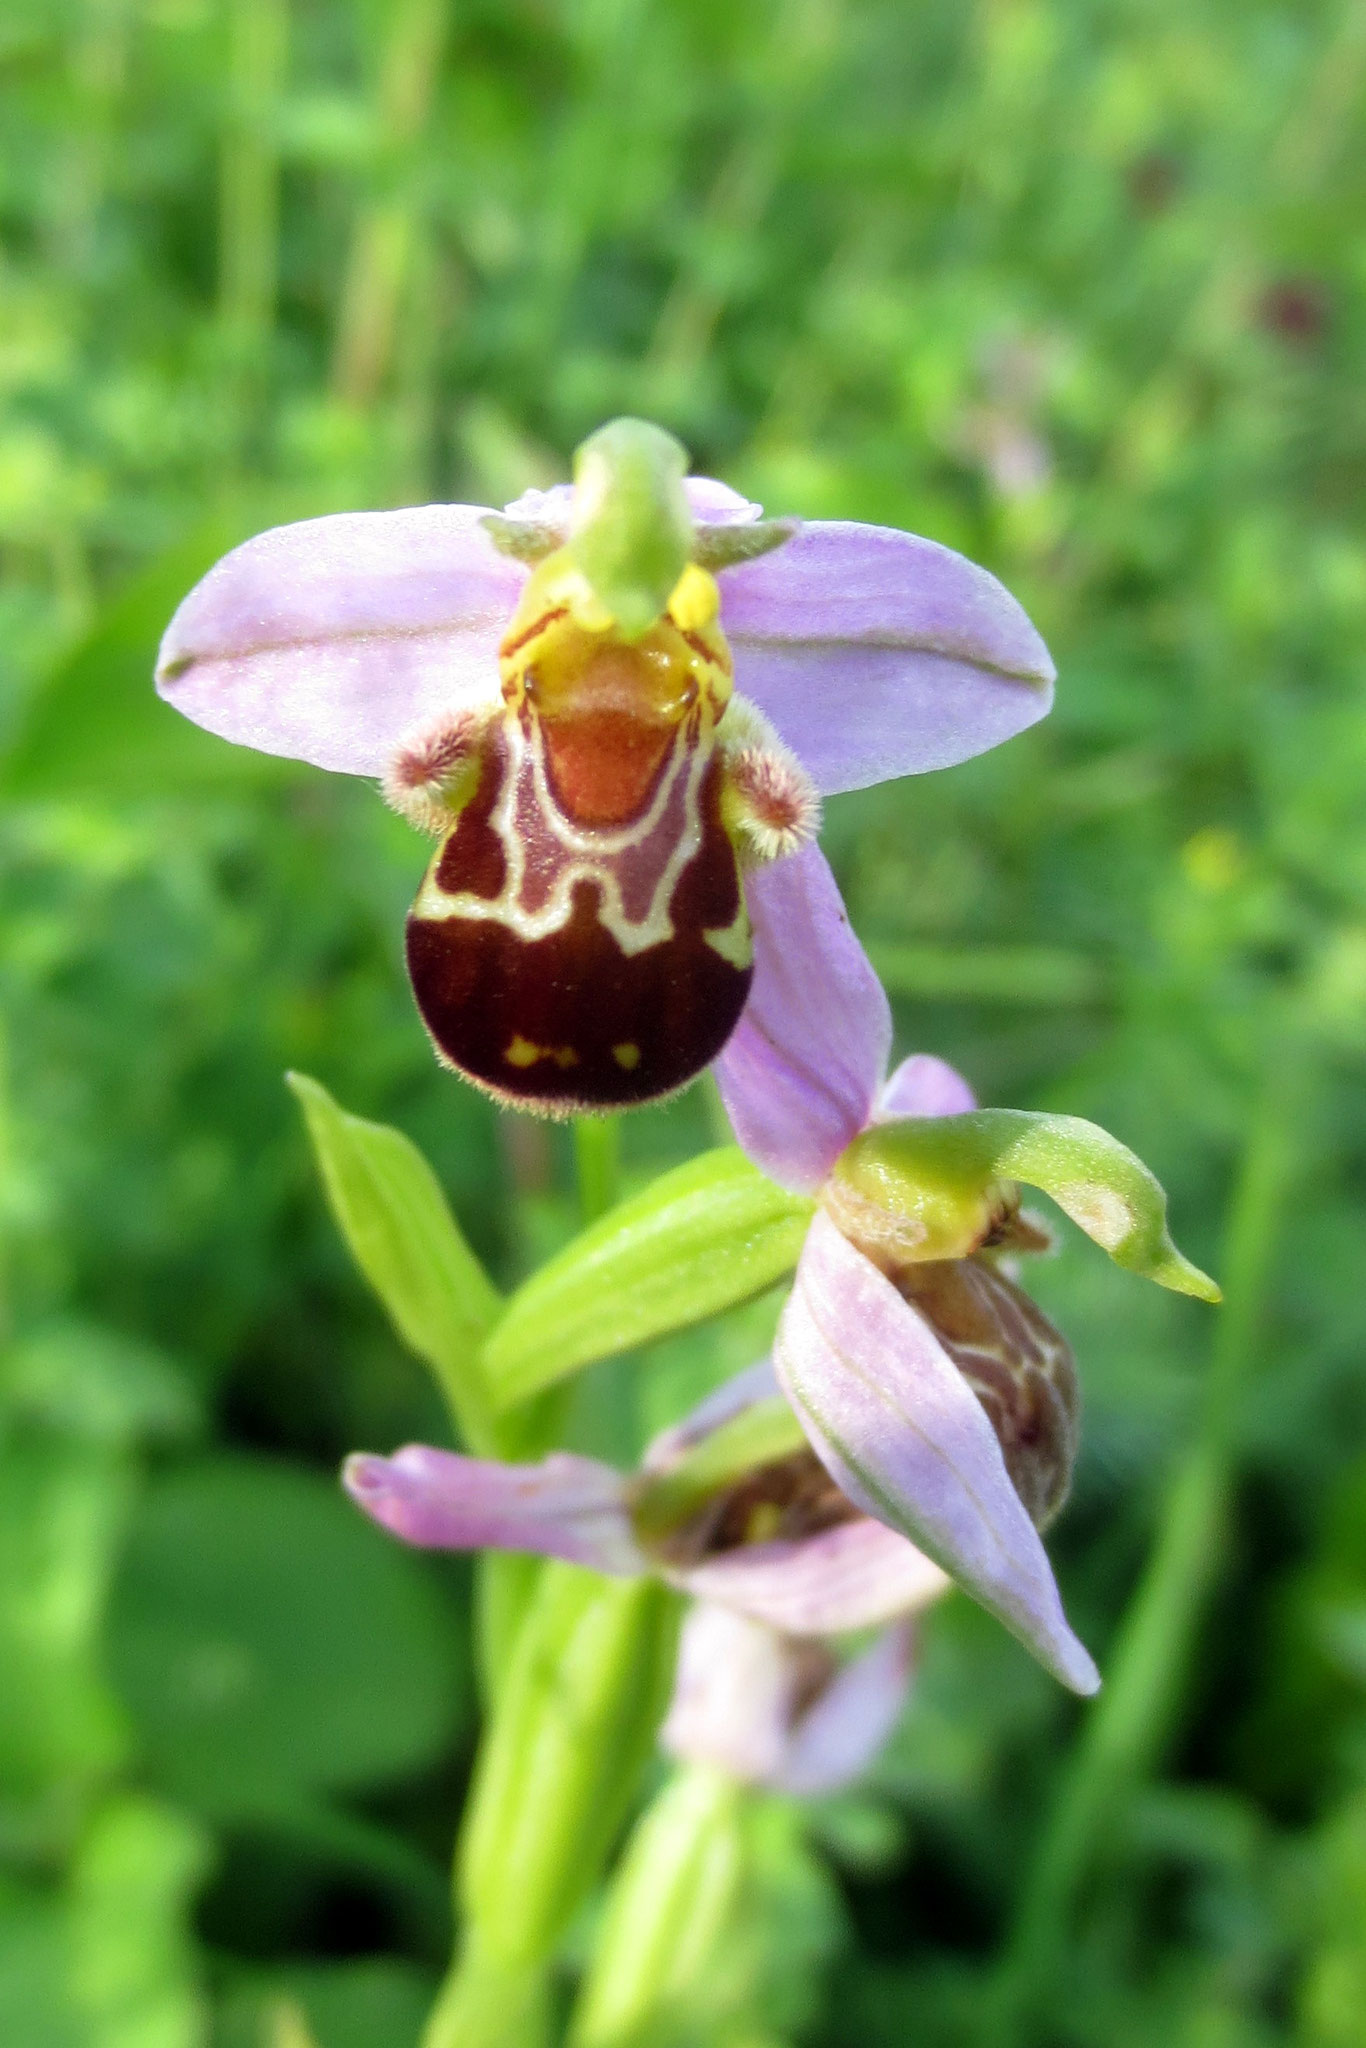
704;908;753;970
1051;1182;1134;1251
666;562;720;631
505;1035;580;1070
612;1042;641;1070
744;1502;783;1545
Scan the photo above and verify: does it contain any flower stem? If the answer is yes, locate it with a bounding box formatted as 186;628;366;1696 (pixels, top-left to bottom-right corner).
574;1115;621;1225
982;1054;1306;2045
421;1941;553;2048
431;1568;680;2048
567;1764;745;2048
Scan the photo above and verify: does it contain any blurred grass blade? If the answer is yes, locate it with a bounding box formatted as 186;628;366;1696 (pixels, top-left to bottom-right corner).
866;940;1107;1007
269;2000;324;2048
483;1149;814;1407
69;1795;211;2048
0;1434;131;1830
0;513;288;799
288;1072;501;1452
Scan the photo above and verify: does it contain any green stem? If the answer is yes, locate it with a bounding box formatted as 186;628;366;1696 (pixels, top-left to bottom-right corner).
433;1568;680;2046
574;1115;621;1226
568;1764;745;2048
983;1055;1305;2045
421;1940;553;2048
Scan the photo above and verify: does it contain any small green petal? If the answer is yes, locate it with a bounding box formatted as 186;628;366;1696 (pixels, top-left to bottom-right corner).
691;517;800;570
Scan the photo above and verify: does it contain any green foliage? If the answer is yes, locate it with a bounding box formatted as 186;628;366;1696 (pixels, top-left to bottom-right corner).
288;1072;501;1453
0;1797;209;2048
568;1765;746;2048
0;1430;132;1849
215;1962;435;2048
106;1456;467;1817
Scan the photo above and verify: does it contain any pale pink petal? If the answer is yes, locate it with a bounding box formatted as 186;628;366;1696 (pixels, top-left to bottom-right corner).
716;844;891;1194
500;477;763;530
773;1213;1100;1695
671;1514;948;1638
157;506;521;773
683;478;764;525
718;522;1055;793
662;1606;917;1795
876;1053;978;1121
342;1444;646;1575
661;1604;793;1784
775;1622;915;1796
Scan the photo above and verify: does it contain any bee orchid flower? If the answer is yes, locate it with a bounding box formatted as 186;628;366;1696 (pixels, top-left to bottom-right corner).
713;849;1222;1696
343;1358;949;1644
660;1598;922;1797
157;417;1054;1114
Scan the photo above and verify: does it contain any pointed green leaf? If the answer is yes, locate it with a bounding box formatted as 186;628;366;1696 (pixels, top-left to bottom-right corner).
483;1149;815;1407
287;1072;502;1453
839;1109;1221;1301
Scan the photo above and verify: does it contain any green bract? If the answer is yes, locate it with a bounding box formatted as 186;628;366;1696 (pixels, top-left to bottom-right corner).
834;1109;1221;1301
459;1563;680;1964
568;1765;744;2048
568;417;694;637
483;1148;815;1406
287;1073;502;1454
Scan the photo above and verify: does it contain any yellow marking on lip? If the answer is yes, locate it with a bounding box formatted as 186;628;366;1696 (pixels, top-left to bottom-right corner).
505;1035;579;1070
612;1042;641;1070
703;903;752;970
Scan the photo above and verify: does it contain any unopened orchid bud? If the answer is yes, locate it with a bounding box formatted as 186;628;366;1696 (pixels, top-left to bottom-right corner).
896;1258;1079;1529
825;1121;1021;1268
660;1601;917;1796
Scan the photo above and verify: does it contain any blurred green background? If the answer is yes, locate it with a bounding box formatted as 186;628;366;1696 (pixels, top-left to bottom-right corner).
2;0;1365;2041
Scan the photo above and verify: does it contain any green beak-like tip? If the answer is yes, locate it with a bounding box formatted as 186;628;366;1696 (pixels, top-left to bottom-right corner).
568;417;694;638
